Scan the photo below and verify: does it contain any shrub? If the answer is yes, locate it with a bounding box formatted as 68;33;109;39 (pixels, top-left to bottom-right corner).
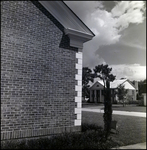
128;100;139;104
113;100;118;104
138;99;144;106
81;123;103;132
1;123;119;149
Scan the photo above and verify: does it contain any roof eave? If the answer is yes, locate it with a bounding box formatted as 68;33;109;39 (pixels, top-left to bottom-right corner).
64;28;94;49
62;1;95;37
38;1;95;49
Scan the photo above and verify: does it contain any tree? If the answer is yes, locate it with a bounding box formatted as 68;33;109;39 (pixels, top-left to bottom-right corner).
117;84;128;107
93;64;116;140
82;67;94;101
138;79;146;96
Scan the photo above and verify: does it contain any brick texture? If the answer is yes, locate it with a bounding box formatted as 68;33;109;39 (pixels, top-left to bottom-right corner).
1;1;80;140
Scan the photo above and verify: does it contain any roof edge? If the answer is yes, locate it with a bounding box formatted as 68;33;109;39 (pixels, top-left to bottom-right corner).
38;1;95;36
126;79;137;89
90;81;98;89
64;28;94;48
62;1;95;36
118;79;128;87
90;80;104;89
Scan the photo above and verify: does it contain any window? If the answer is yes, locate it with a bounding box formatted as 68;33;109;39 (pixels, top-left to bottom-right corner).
102;90;104;95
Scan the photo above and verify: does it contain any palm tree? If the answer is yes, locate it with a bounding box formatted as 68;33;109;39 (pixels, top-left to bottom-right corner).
93;64;116;140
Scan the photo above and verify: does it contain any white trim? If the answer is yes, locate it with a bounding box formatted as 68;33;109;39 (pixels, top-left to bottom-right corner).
74;120;81;126
77;91;82;97
74;108;81;114
78;59;82;64
77;114;81;119
77;102;82;108
69;37;83;49
78;69;82;75
76;64;82;70
74;51;83;126
75;97;82;102
75;74;82;80
78;80;82;86
65;28;93;48
76;53;82;59
75;85;82;92
64;28;93;40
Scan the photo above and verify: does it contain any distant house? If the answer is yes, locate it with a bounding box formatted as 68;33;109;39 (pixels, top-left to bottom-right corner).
1;1;94;140
89;79;138;103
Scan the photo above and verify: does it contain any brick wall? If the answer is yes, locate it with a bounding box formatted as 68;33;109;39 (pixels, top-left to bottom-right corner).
1;1;81;140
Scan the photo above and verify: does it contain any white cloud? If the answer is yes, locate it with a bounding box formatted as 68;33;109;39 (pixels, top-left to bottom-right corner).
65;1;146;69
111;1;146;32
121;40;146;50
111;1;130;17
111;1;145;17
85;9;121;46
110;64;146;81
82;7;122;68
82;1;146;68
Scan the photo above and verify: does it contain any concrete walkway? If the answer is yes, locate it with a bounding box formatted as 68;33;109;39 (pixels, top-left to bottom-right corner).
82;108;146;117
111;142;146;149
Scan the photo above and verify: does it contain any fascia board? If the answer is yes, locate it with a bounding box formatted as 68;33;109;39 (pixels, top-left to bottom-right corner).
64;28;94;48
64;28;94;40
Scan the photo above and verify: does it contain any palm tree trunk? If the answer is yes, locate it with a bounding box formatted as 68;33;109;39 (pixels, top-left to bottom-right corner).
103;80;112;140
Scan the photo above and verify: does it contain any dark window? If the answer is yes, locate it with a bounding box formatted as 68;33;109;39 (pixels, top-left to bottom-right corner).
102;90;104;95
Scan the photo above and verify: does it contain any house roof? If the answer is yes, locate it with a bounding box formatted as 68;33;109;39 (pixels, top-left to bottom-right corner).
38;1;95;48
89;78;136;90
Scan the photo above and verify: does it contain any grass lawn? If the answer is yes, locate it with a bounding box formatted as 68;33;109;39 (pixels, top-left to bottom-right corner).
82;111;146;147
108;105;146;112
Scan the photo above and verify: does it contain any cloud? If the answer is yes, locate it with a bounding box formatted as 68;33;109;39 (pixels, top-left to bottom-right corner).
121;41;146;50
64;1;146;69
82;7;122;68
65;1;122;46
112;1;145;17
120;21;146;49
82;1;146;67
87;8;121;45
96;35;146;66
110;64;146;81
111;1;146;32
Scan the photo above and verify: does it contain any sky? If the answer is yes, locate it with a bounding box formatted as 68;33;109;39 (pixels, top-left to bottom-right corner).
64;1;146;81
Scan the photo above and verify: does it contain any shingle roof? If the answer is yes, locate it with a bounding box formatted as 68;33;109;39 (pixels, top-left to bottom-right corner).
89;78;136;90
